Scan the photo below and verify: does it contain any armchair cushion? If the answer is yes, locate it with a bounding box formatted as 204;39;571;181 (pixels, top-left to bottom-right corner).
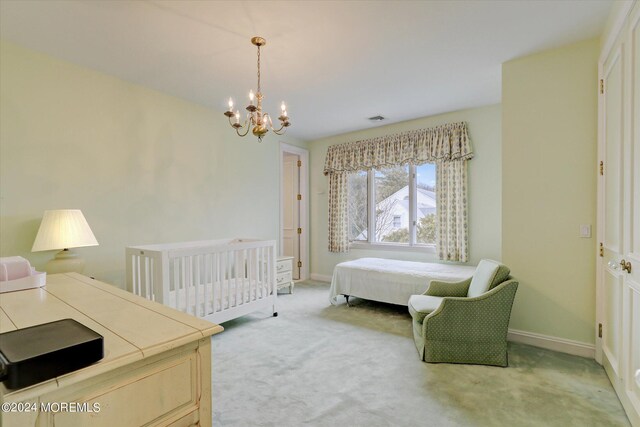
424;277;472;298
408;295;443;323
467;259;510;297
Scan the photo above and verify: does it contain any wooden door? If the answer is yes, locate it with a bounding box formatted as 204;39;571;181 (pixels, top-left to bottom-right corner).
598;3;640;425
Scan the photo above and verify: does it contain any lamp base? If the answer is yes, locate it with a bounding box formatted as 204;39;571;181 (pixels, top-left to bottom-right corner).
45;249;86;274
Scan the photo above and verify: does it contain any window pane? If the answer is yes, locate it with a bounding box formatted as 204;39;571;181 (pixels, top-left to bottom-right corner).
375;165;409;243
416;163;437;245
348;171;368;241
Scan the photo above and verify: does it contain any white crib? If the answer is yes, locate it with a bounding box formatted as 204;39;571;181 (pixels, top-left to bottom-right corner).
126;238;277;324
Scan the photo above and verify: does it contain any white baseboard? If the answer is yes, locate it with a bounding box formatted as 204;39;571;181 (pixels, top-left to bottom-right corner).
309;273;332;282
508;328;595;359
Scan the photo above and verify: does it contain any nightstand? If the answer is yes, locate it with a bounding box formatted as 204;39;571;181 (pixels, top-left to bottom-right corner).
276;256;294;294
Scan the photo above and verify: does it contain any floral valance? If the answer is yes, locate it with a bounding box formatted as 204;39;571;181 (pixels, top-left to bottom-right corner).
323;122;473;175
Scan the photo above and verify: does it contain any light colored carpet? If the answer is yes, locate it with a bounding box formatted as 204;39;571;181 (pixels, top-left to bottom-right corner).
211;281;630;427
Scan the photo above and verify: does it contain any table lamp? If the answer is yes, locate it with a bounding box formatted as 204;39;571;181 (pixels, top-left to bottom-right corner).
31;209;99;274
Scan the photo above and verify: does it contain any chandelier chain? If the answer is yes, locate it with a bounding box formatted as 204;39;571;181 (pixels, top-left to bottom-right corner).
257;45;261;94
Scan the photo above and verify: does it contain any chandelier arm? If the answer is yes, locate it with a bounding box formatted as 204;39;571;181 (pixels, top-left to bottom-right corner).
236;125;251;137
270;123;287;135
228;114;251;137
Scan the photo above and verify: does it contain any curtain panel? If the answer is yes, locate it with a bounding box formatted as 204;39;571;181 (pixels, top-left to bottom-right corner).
324;122;473;260
327;172;349;253
436;159;469;262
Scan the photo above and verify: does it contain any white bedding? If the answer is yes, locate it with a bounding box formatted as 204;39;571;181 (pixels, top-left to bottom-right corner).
329;258;476;306
169;280;272;315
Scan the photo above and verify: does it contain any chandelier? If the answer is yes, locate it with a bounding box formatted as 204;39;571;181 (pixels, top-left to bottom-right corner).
224;36;291;142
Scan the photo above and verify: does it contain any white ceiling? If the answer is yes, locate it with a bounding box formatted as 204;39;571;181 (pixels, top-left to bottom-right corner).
0;0;613;141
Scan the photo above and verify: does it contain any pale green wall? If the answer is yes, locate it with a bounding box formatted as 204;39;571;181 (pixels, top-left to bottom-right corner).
0;41;306;288
309;104;502;278
502;38;599;344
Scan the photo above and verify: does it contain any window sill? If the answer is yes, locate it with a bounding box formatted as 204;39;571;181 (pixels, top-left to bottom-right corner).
349;242;436;253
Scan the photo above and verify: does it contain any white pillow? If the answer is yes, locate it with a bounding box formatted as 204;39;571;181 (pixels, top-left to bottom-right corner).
467;260;500;297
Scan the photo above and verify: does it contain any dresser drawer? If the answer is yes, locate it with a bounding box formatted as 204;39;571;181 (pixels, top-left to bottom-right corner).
276;258;292;274
45;348;198;427
276;271;293;289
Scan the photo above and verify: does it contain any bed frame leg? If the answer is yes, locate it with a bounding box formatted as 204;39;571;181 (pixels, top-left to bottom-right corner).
345;295;350;306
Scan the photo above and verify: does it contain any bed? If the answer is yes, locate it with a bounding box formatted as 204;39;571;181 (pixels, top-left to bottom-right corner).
329;257;476;306
126;238;277;324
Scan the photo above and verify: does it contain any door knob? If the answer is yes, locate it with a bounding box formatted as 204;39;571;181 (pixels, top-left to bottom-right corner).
620;259;632;273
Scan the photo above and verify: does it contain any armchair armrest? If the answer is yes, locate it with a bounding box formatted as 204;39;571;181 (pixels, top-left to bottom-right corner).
424;277;472;297
422;279;519;342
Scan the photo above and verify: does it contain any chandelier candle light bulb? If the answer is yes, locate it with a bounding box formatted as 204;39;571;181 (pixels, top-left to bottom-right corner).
223;36;291;142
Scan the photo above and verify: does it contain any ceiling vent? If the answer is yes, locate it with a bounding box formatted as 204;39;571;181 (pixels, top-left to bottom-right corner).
368;115;385;122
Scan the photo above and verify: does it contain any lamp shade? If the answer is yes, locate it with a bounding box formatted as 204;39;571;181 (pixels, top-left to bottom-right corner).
32;210;99;252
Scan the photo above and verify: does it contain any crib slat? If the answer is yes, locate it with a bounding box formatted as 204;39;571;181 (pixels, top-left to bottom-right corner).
131;255;137;296
249;248;258;301
227;251;232;307
225;251;232;308
216;251;221;312
260;248;269;298
195;254;201;317
256;247;261;301
174;258;179;312
203;254;210;316
142;257;147;299
244;249;248;303
146;256;150;299
148;257;154;301
234;251;239;307
239;250;244;304
268;245;272;296
257;247;263;299
128;254;137;295
186;256;191;314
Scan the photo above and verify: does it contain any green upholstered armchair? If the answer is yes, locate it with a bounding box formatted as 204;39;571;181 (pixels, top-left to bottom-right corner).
408;260;518;367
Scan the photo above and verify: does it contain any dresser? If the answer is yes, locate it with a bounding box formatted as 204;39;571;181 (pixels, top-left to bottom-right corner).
0;273;223;427
276;256;294;294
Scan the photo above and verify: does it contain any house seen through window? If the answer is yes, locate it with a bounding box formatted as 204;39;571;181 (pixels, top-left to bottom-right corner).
347;163;436;246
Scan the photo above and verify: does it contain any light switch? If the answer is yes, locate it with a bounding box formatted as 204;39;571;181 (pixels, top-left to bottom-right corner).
580;224;591;238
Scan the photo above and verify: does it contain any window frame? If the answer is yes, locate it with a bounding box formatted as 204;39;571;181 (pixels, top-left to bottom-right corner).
350;164;436;253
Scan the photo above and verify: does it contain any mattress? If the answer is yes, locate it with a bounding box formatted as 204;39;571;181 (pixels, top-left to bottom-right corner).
168;280;272;315
329;257;476;306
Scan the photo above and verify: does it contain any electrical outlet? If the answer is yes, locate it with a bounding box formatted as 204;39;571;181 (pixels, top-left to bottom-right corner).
580;224;591;238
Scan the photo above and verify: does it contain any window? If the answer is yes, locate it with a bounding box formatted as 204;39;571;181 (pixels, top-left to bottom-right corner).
347;163;436;247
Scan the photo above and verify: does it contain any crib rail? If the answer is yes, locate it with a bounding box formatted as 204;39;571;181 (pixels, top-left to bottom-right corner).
126;239;277;323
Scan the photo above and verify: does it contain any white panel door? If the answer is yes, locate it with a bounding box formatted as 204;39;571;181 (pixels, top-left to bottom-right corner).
598;3;640;425
624;5;640;418
281;153;300;279
602;42;624;377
